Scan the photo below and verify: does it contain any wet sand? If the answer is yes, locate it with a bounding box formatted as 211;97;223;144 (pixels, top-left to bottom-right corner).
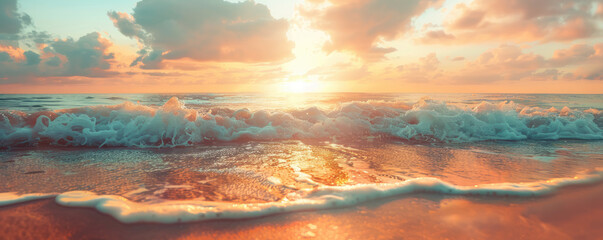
1;182;601;240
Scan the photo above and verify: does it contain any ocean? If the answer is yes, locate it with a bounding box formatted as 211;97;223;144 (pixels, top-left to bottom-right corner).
0;93;602;238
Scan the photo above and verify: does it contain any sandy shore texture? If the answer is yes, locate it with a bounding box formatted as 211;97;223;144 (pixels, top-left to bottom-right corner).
1;181;601;240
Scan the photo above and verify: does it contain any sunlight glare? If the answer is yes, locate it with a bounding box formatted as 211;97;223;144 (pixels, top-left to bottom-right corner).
280;79;322;93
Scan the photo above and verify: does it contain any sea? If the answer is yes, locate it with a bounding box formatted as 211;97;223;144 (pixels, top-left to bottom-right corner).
0;93;602;224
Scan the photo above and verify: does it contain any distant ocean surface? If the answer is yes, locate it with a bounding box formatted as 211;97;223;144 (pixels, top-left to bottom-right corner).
0;93;602;223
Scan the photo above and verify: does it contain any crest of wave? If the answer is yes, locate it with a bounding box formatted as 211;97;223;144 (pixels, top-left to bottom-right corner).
1;97;601;148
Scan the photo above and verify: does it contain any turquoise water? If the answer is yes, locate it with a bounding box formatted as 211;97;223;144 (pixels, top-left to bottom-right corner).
1;93;602;112
0;93;601;223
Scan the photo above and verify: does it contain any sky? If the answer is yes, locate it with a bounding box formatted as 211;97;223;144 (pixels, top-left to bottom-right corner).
1;0;603;94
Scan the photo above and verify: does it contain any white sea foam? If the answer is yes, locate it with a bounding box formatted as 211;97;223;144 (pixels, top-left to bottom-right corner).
1;97;602;148
1;170;601;223
0;192;55;206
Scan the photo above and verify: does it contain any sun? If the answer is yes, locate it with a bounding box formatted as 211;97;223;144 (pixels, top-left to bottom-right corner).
280;79;322;93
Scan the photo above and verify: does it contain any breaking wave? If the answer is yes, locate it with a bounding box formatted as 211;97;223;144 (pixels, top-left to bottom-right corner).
1;97;602;148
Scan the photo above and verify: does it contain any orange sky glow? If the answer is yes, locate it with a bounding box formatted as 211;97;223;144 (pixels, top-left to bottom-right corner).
1;0;603;94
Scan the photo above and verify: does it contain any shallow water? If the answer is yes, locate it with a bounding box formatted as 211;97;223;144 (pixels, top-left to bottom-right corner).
0;93;602;223
1;140;602;200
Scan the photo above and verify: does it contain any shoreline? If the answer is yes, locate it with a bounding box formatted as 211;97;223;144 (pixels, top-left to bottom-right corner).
1;170;601;224
1;182;601;239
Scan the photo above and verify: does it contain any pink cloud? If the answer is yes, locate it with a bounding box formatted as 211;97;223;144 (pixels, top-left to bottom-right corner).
389;43;603;84
395;53;441;82
419;0;602;44
451;45;546;83
301;0;443;59
551;43;596;66
556;43;603;80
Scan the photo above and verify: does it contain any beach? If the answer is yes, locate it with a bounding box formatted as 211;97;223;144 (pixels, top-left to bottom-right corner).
1;181;601;240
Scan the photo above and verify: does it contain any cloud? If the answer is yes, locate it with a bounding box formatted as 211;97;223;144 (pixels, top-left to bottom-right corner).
550;43;597;66
0;0;35;47
0;0;120;84
419;30;455;44
395;52;441;82
108;0;293;69
388;43;603;84
0;0;31;35
49;32;114;75
0;32;117;83
301;0;443;59
107;11;147;41
23;50;40;65
555;43;603;80
450;45;546;83
0;51;11;62
419;0;602;44
467;43;603;82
